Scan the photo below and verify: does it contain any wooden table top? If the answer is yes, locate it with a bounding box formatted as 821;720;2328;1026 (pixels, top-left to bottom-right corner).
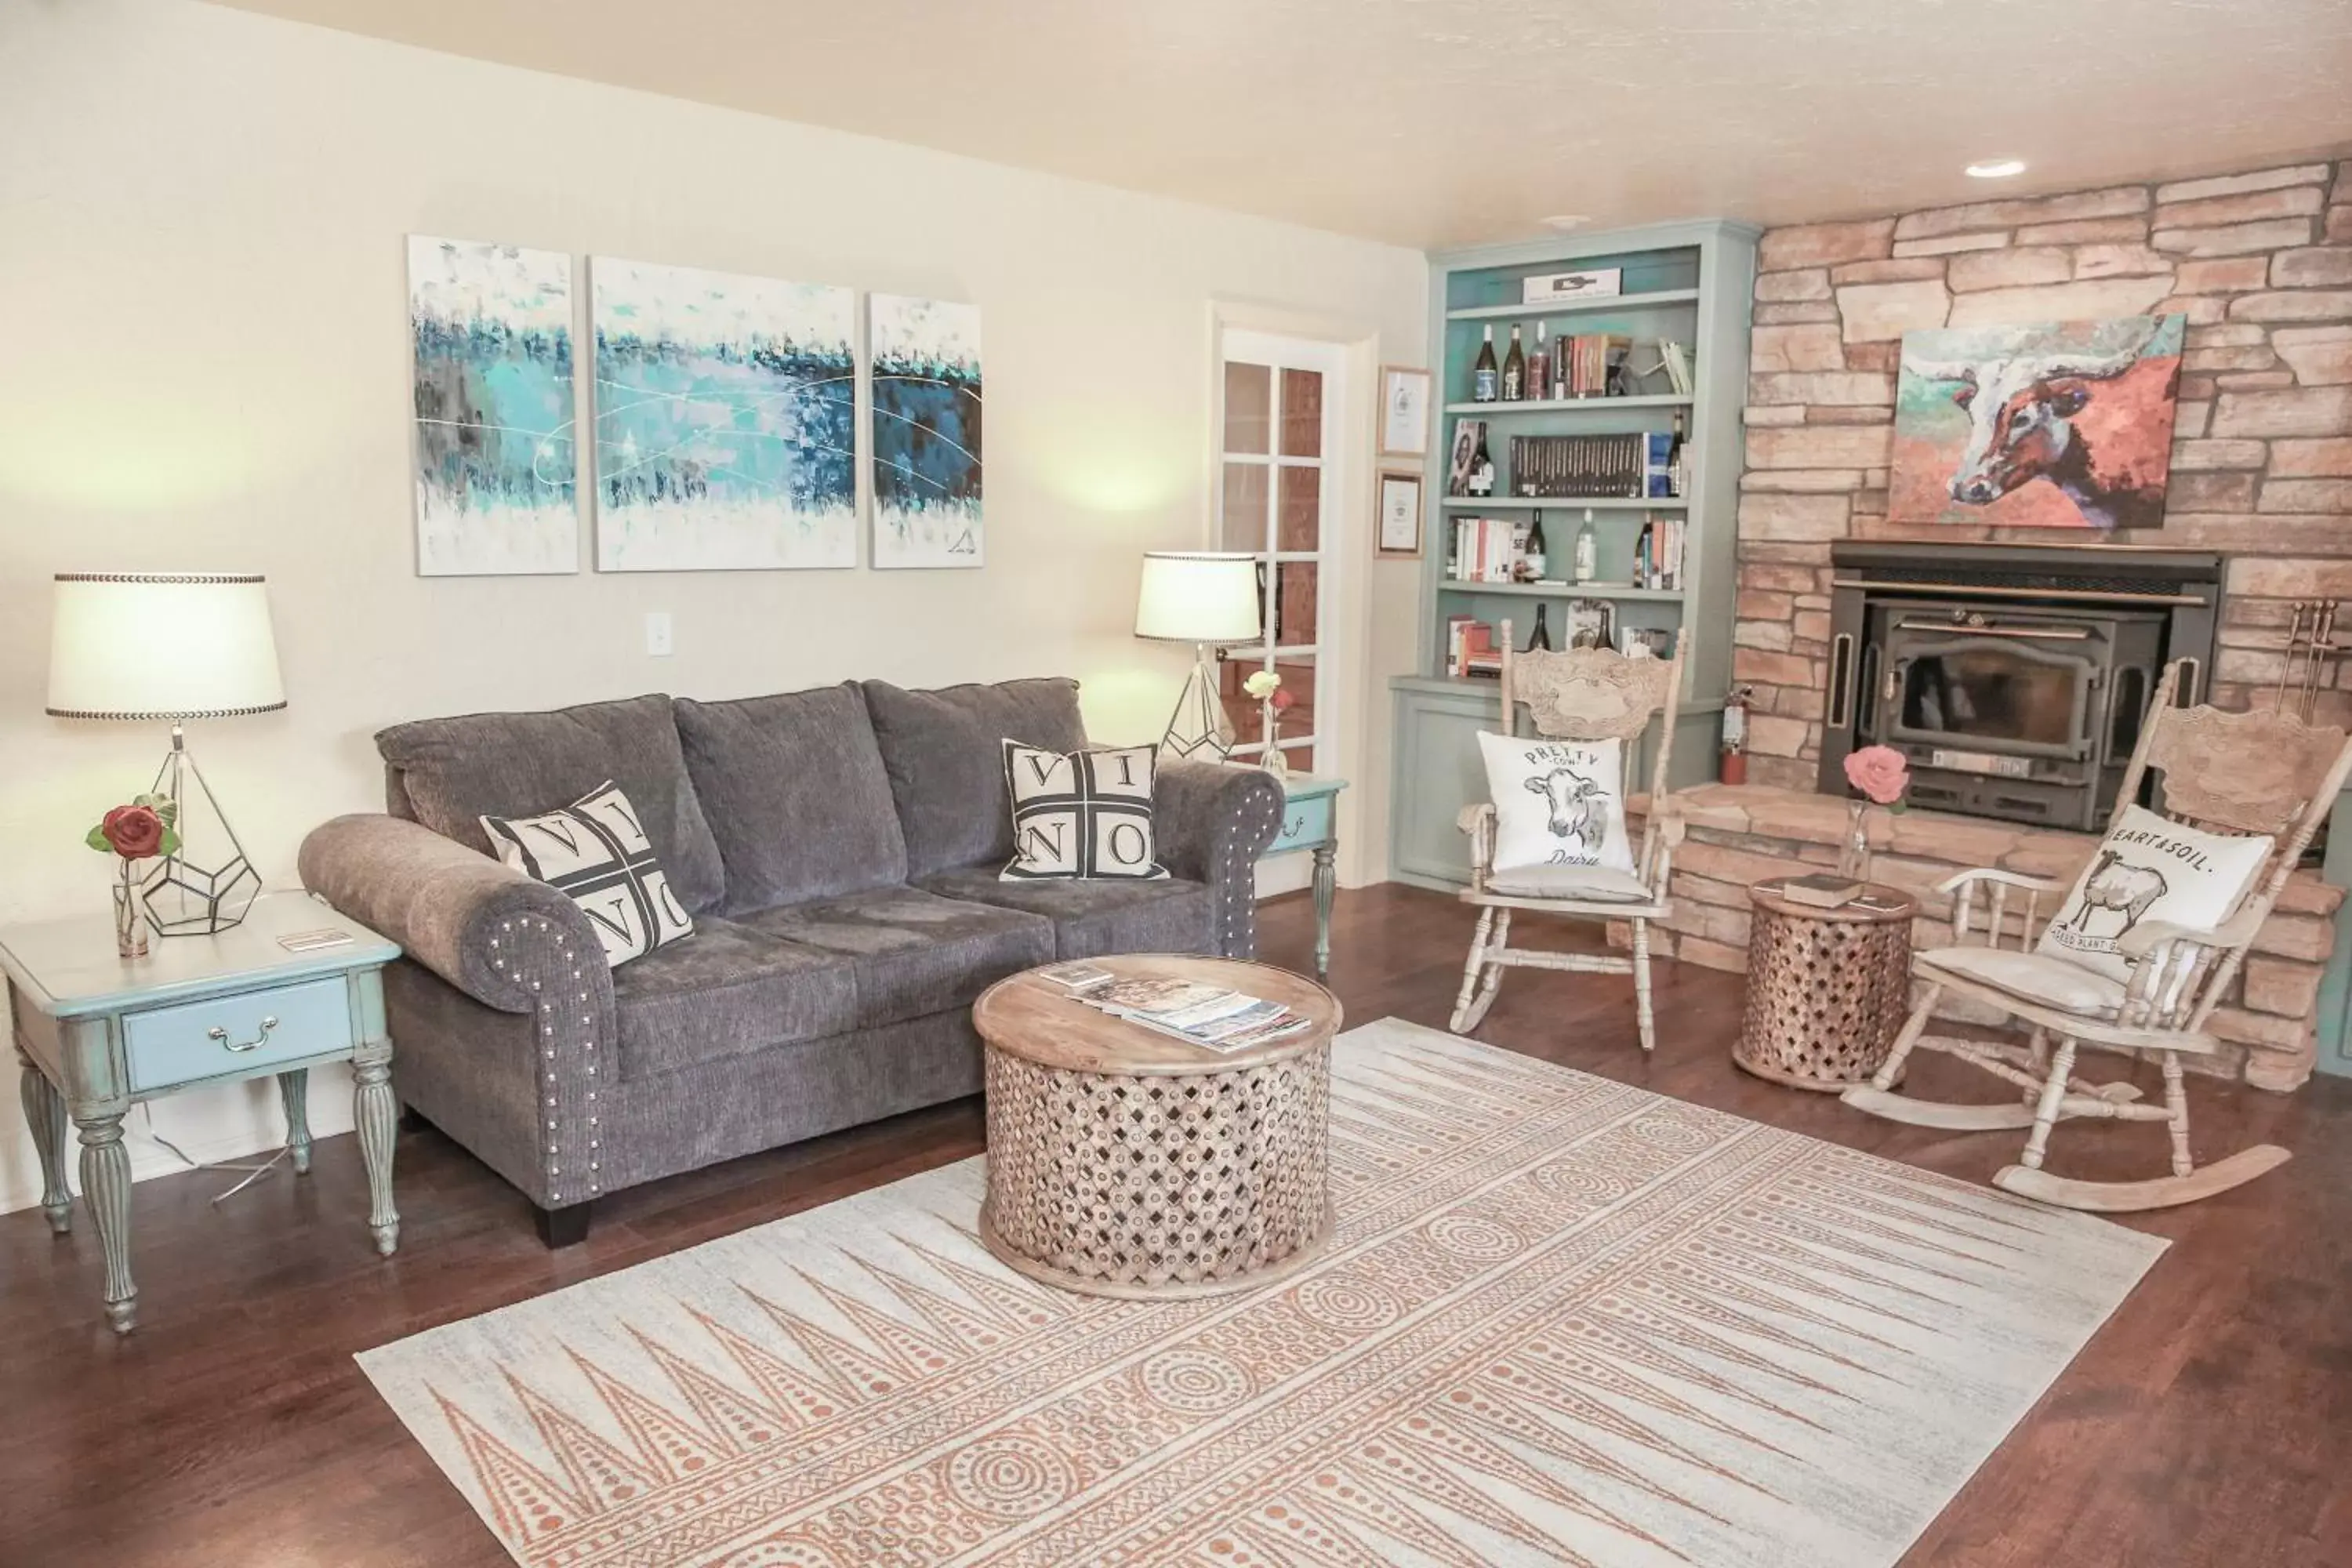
973;953;1342;1076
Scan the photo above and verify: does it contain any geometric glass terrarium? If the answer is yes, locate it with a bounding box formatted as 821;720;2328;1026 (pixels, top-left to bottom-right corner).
47;572;285;938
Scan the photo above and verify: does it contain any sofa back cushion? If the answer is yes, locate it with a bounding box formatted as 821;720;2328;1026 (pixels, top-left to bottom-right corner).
376;693;728;915
675;684;910;914
862;678;1088;877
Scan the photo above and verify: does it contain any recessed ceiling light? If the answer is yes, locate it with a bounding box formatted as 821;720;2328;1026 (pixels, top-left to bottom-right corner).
1539;214;1589;230
1965;159;2027;180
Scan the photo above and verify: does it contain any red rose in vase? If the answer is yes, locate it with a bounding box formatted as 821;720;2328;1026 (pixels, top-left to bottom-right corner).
100;804;167;861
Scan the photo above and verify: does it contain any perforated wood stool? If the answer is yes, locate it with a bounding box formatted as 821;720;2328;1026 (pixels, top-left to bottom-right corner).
1735;880;1918;1091
974;954;1340;1299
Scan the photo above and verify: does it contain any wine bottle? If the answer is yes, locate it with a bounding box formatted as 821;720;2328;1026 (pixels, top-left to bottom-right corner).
1501;325;1526;401
1531;324;1551;406
1472;326;1499;403
1526;604;1553;652
1668;408;1689;497
1468;426;1495;497
1573;509;1597;584
1636;515;1655;590
1523;513;1548;579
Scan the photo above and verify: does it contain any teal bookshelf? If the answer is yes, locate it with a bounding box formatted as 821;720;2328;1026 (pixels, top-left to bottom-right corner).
1388;220;1759;891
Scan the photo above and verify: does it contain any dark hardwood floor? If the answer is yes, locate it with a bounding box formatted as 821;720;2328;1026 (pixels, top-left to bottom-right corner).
3;882;2347;1566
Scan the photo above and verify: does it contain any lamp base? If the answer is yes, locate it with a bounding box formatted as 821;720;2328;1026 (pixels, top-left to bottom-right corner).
1159;647;1236;764
139;727;260;937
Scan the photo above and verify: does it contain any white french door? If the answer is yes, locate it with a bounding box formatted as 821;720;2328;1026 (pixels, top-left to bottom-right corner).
1214;328;1344;775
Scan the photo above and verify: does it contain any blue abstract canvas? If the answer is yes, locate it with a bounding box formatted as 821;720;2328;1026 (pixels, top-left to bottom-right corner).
592;260;857;572
408;237;579;576
871;294;982;569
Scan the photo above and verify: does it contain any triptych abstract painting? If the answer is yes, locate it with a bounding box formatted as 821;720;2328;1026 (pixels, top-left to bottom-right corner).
405;235;983;576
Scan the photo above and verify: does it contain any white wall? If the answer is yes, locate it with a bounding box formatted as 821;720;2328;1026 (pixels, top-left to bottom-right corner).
0;0;1427;1214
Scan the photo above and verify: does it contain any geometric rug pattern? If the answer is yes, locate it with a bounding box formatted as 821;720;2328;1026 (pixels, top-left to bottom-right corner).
358;1018;2165;1566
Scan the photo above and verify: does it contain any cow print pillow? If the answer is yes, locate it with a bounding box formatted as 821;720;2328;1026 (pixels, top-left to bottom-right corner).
2035;803;2272;982
1476;731;1639;879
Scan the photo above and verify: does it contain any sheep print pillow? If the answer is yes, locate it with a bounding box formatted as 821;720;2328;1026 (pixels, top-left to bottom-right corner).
1476;731;1639;879
2035;803;2272;982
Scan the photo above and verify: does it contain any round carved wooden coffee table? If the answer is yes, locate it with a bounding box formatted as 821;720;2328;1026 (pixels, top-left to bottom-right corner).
973;953;1341;1300
1736;880;1918;1091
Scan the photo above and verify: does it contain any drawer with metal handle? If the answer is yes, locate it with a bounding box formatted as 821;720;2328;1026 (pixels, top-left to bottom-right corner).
122;975;354;1093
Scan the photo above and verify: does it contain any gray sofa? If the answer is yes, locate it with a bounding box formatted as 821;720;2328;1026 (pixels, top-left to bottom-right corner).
298;677;1285;1245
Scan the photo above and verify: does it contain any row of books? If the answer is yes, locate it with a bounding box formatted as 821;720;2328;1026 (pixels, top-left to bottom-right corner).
1635;516;1687;592
1444;616;1504;680
1038;964;1316;1051
1555;332;1628;399
1510;432;1678;500
1449;515;1534;583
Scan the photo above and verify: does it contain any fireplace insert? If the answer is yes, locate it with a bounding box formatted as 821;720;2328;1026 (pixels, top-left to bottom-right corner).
1820;543;2221;830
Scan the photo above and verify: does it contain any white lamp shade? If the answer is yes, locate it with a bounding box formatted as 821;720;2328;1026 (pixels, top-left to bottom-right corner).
1134;552;1262;644
47;574;287;720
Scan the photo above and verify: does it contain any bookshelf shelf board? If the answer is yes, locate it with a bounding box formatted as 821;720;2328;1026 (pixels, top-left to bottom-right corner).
1443;394;1693;416
1439;496;1686;511
1446;289;1700;321
1438;581;1686;603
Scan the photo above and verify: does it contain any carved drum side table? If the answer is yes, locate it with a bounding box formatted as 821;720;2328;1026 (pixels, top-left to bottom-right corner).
1735;880;1918;1091
973;953;1341;1300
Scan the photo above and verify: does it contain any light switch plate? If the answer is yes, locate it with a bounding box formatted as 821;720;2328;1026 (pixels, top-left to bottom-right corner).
644;611;673;656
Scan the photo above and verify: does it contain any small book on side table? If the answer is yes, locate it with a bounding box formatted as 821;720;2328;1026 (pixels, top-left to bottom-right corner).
1778;873;1863;909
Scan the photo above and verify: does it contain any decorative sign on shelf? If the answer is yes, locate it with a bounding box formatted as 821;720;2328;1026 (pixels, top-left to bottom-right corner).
870;294;983;570
406;236;580;578
591;258;857;572
1520;267;1621;304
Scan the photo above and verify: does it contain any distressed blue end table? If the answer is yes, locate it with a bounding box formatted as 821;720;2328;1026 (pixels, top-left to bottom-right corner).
1;891;401;1333
1261;774;1347;975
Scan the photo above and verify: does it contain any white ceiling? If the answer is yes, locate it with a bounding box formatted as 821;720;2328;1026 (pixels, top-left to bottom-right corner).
212;0;2352;250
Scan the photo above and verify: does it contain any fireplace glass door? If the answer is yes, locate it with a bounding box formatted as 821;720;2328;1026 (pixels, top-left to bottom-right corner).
1892;641;2090;758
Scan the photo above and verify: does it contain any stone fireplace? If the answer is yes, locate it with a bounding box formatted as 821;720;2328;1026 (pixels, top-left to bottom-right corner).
1606;158;2352;1091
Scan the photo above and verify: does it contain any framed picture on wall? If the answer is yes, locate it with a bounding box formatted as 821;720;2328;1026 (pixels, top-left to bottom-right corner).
1379;365;1432;459
1376;471;1423;556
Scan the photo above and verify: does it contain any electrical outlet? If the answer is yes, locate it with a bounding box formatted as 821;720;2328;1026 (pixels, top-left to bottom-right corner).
644;611;673;656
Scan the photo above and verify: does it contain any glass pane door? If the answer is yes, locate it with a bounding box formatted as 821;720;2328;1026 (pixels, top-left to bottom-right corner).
1216;330;1336;775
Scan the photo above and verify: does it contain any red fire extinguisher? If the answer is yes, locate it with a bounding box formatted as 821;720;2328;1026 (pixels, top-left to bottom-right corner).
1720;685;1753;786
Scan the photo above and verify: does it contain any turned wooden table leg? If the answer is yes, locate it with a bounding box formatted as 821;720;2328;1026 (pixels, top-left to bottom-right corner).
1311;842;1337;976
76;1111;137;1334
17;1048;73;1234
277;1069;313;1175
354;1043;400;1257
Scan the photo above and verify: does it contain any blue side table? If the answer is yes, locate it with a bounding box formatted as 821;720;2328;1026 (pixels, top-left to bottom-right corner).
0;891;402;1333
1261;774;1347;975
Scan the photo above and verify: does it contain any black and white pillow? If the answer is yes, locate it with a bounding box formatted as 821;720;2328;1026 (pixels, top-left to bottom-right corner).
481;782;695;968
1000;741;1168;881
2034;803;2270;982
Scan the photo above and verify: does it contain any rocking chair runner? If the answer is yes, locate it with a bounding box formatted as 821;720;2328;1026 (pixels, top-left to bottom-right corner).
1450;627;1686;1052
1842;661;2352;1212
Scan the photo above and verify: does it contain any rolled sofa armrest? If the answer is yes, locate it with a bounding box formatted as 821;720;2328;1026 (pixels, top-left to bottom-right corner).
299;814;612;1020
1154;760;1287;958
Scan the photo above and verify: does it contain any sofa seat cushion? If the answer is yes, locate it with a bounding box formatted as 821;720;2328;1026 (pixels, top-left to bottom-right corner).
742;886;1054;1029
862;678;1089;878
916;864;1215;960
376;692;727;916
676;684;909;914
612;917;861;1082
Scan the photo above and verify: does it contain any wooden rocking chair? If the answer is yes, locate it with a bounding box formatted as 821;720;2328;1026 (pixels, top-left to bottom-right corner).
1450;626;1686;1052
1842;662;2352;1211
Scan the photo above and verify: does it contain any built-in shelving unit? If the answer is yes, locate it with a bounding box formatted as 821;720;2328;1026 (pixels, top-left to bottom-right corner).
1388;220;1759;891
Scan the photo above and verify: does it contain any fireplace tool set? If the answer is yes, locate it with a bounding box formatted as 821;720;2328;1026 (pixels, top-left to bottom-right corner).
2273;601;2342;722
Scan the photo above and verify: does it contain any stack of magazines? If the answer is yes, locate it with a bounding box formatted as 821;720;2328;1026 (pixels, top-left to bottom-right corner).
1039;964;1315;1052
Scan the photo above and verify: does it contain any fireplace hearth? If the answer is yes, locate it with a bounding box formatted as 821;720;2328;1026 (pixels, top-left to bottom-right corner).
1820;543;2221;831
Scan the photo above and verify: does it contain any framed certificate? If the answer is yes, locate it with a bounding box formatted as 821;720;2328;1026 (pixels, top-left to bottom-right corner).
1376;471;1423;556
1379;365;1432;459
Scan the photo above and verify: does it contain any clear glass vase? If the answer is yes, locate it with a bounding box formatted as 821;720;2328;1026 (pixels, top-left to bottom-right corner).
1260;702;1290;779
1836;798;1873;883
112;864;150;960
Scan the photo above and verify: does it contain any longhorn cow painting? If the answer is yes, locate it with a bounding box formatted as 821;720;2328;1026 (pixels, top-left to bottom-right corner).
1889;314;2184;531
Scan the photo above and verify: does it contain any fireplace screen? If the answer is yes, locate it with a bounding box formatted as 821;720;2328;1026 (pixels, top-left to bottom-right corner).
1895;645;2085;752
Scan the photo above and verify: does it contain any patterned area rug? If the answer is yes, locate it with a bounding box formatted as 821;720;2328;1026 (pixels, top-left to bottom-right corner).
359;1019;2164;1567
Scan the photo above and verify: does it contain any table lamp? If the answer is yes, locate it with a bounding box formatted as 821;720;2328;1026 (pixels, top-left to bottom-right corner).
1134;551;1261;761
47;572;286;935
